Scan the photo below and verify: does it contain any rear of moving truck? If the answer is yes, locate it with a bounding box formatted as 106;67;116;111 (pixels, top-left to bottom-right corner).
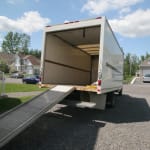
41;17;123;109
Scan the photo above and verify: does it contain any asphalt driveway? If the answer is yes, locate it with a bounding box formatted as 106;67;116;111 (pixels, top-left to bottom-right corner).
1;83;150;150
5;77;22;84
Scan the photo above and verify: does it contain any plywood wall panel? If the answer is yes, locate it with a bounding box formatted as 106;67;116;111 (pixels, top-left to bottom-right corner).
43;62;90;85
45;34;91;71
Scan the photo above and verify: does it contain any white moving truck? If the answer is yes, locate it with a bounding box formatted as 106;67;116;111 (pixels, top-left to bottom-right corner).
41;17;124;109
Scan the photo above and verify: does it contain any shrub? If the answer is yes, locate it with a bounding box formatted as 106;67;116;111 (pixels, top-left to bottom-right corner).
0;62;9;73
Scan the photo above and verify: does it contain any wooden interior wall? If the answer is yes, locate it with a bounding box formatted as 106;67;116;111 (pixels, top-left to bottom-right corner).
91;55;99;83
43;62;90;85
43;34;91;85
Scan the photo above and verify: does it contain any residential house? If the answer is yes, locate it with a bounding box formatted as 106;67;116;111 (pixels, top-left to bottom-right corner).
139;57;150;76
0;53;16;66
23;55;40;75
0;53;40;75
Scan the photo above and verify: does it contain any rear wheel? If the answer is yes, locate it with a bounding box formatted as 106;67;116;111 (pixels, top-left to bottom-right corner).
118;89;123;96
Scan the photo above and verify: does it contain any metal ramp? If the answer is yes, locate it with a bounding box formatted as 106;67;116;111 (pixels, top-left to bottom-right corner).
0;85;75;148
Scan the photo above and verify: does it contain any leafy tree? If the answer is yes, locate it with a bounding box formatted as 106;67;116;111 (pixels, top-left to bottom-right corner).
124;53;131;77
0;61;9;73
124;53;140;78
131;55;139;75
2;32;30;54
140;55;145;62
20;33;30;54
145;52;150;59
28;49;41;58
140;52;150;64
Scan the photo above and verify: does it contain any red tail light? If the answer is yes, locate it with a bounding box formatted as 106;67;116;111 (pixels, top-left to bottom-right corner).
98;80;101;86
45;25;51;27
96;17;102;19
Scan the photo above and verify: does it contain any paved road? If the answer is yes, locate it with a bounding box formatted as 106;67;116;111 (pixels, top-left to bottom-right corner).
6;91;43;98
134;77;143;85
5;78;22;84
1;83;150;150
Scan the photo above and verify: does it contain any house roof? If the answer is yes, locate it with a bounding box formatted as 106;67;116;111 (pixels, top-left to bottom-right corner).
140;57;150;67
0;52;16;65
23;55;40;66
18;53;26;59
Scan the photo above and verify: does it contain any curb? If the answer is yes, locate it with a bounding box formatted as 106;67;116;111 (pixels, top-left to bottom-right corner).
130;77;137;84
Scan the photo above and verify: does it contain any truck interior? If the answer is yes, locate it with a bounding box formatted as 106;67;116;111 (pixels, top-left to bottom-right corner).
52;26;100;55
43;25;101;89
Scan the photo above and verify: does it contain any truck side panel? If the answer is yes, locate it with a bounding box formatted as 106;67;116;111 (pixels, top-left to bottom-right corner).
100;19;123;93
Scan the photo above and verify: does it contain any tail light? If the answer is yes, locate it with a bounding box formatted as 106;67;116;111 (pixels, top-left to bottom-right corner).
45;25;51;27
98;80;101;86
97;80;101;94
96;17;102;19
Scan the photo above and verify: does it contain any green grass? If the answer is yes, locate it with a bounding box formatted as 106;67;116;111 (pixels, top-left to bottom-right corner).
0;83;48;114
123;76;134;84
5;83;48;93
0;96;33;114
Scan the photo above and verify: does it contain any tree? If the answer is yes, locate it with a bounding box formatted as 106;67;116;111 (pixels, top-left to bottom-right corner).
140;52;150;61
140;55;145;62
20;33;30;54
2;32;30;54
0;61;9;73
145;52;150;59
28;49;41;58
131;55;139;75
124;53;140;78
124;53;131;77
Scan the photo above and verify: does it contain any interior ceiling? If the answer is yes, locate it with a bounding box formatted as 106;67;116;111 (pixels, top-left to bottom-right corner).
52;26;100;55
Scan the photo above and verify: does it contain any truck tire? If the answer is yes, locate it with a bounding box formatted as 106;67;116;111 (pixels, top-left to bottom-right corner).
118;89;123;96
106;92;116;108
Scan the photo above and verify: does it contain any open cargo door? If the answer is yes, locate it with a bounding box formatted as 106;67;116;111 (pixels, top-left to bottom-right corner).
42;23;101;86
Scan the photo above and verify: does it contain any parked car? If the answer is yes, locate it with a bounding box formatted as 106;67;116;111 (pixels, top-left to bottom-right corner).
22;75;40;84
143;74;150;83
10;73;24;78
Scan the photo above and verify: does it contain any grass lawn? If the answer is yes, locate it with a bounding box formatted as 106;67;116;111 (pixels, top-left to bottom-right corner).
0;96;33;114
5;83;48;93
123;76;134;84
0;83;48;114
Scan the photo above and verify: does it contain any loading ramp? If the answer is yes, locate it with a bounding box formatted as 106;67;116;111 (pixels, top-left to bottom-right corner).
0;85;75;148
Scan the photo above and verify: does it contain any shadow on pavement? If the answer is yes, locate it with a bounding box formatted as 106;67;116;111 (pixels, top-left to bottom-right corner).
0;97;21;114
2;94;150;150
51;94;150;124
99;94;150;123
2;106;105;150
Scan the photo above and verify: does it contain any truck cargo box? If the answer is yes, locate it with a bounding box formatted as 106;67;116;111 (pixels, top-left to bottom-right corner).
41;17;124;94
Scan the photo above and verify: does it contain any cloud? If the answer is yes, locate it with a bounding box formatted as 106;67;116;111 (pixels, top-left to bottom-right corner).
0;11;50;33
81;0;143;15
109;9;150;37
119;7;131;16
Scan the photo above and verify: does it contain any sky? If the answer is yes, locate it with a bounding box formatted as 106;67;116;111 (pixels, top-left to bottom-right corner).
0;0;150;57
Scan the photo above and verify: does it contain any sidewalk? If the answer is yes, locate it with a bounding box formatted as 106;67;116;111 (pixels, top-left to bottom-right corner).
6;91;43;98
